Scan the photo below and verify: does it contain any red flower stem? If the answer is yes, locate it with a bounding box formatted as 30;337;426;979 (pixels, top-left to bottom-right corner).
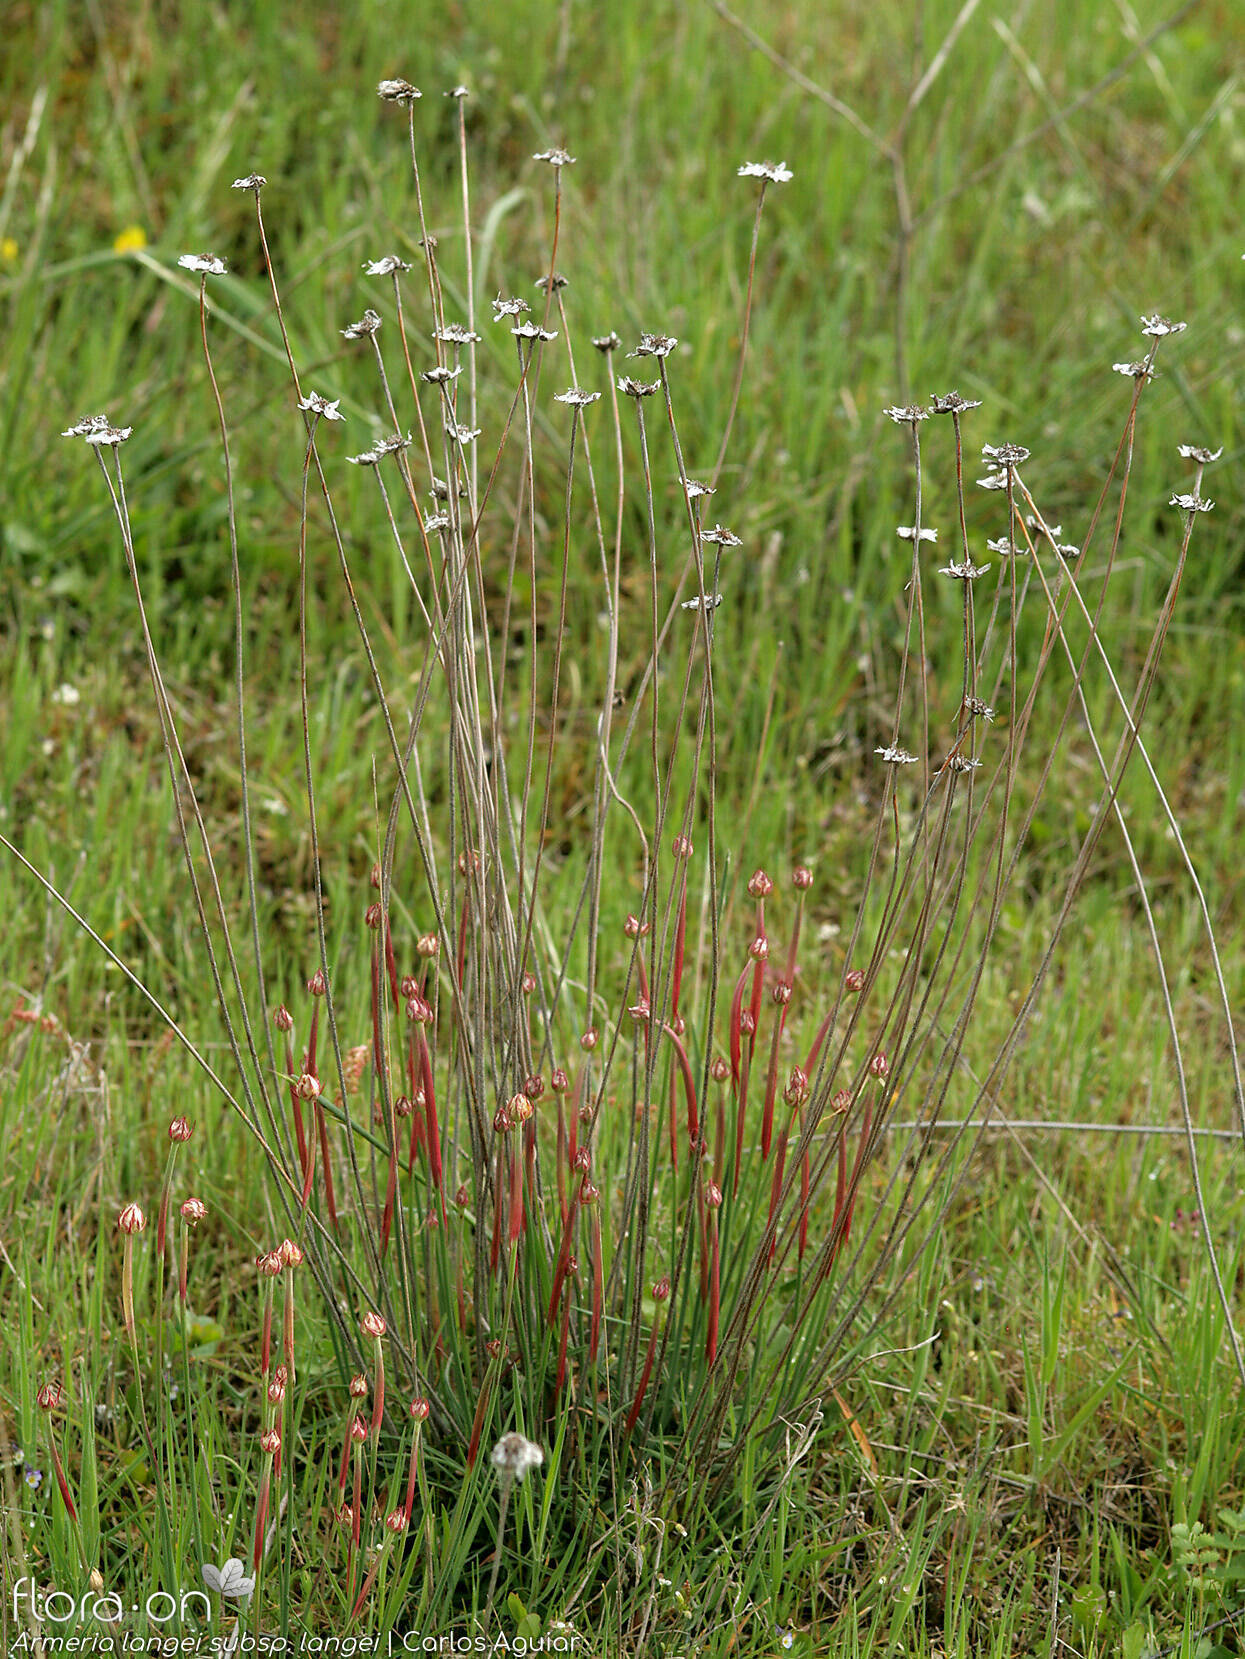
315;1099;339;1228
662;1021;699;1147
706;1214;720;1365
625;1317;662;1434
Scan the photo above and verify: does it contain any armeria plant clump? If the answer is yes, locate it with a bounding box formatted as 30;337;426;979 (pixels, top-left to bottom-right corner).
19;74;1236;1650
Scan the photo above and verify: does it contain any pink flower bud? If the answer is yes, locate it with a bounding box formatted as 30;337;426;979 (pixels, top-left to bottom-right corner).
295;1072;321;1101
361;1311;387;1339
653;1277;671;1302
180;1198;206;1225
349;1374;368;1398
409;1397;430;1422
260;1428;281;1454
118;1202;146;1236
792;866;814;891
868;1053;889;1080
365;902;382;930
551;1068;569;1094
671;834;693;860
417;933;439;959
307;970;327;998
274;1004;294;1032
350;1415;368;1444
710;1056;730;1083
844;969;865;994
168;1117;193;1142
37;1381;64;1412
579;1028;598;1053
747;869;773;897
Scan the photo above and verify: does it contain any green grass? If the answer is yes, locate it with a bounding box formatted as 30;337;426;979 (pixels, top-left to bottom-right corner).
2;2;1244;1654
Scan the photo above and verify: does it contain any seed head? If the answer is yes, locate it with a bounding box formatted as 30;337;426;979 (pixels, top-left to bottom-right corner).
230;174;266;193
701;524;742;547
981;442;1029;470
511;321;558;342
554;387;602;408
62;414;112;438
435;323;482;347
118;1202;146;1236
593;332;621;353
490;1433;543;1482
535;272;569;292
943;754;982;773
1177;444;1222;465
897;526;937;543
883;405;929;425
964;696;996;722
875;745;917;766
1112;360;1155;381
938;560;991;581
533;148;575;168
618;376;660;398
342;309;382;340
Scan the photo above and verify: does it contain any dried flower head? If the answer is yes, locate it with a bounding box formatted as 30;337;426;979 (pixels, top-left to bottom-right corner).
618;376;660;398
884;404;929;425
295;1072;321;1101
1112;360;1155;381
554;387;602;407
938;560;991;581
963;696;996;722
378;79;421;103
981;442;1029;470
62;414;112;438
701;524;742;547
342;309;382;340
1177;444;1223;465
364;255;412;277
422;365;461;385
297;392;344;422
943;754;982;773
230;174;266;194
256;1250;283;1278
897;526;937;543
178;253;228;276
684;478;715;500
681;592;723;613
492;295;531;319
1140;314;1186;338
1169;493;1214;513
435;323;482;346
511;321;558;342
533;148;575;168
875;745;917;766
491;1433;544;1482
535;272;568;292
929;390;982;414
592;331;621;353
737;160;793;184
630;333;677;360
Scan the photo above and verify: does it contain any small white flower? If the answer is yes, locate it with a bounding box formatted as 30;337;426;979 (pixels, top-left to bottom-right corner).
976;473;1008;491
422;366;461;385
177;253;227;276
297;392;344;421
374;432;411;455
83;425;133;447
875;745;917;765
202;1559;255;1602
1112;360;1154;380
1177;444;1222;464
446;422;481;444
554;388;601;407
684;479;714;500
364;255;412;277
346;449;381;467
511;322;557;342
681;592;723;612
423;512;451;533
737;161;793;184
896;526;937;543
533;148;575;168
51;684;81;706
701;524;741;547
446;85;470;100
230;174;266;193
492;295;530;319
939;560;991;581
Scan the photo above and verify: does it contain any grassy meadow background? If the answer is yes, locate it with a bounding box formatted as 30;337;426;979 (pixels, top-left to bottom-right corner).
1;0;1244;1653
